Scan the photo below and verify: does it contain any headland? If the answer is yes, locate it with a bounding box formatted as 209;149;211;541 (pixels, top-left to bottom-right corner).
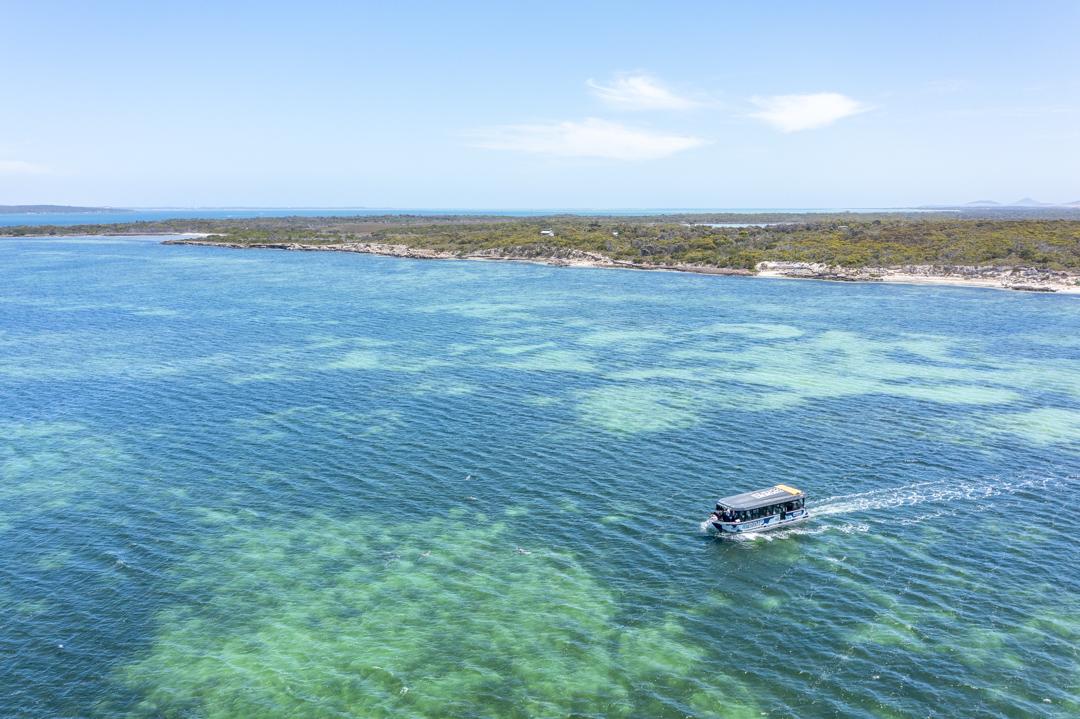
6;209;1080;293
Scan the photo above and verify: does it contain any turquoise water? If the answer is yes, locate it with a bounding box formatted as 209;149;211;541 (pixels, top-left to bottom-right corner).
2;236;1078;718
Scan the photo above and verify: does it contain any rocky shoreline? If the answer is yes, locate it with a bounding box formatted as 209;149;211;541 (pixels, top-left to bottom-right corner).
158;239;753;276
160;239;1080;293
756;261;1080;293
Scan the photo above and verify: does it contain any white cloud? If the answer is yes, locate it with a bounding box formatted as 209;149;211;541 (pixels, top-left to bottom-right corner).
0;160;49;175
588;74;698;110
749;93;871;132
468;118;707;160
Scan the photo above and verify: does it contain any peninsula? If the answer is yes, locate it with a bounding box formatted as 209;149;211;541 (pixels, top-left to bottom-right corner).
5;210;1080;292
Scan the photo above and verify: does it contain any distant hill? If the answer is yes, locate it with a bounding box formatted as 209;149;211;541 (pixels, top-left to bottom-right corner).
0;205;130;214
959;198;1080;208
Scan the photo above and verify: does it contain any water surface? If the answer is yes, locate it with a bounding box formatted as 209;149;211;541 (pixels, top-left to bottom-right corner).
0;207;922;227
2;237;1078;718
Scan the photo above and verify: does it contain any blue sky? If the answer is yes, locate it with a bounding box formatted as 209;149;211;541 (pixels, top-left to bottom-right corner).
2;0;1078;208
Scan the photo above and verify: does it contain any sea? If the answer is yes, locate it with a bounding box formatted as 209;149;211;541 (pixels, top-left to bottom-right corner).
2;235;1078;718
0;207;930;227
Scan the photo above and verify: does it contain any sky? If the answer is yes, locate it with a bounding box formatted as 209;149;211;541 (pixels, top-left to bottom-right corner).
2;0;1078;209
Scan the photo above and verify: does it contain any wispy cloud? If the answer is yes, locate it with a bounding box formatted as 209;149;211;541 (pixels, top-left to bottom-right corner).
749;93;871;132
0;160;50;175
468;118;707;160
588;74;699;111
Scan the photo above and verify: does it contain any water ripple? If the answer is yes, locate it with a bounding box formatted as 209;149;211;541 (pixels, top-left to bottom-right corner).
2;239;1079;718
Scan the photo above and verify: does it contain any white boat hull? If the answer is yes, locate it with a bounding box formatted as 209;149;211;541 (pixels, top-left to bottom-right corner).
703;509;810;535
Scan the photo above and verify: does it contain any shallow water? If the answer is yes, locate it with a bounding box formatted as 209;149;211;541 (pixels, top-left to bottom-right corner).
2;237;1078;718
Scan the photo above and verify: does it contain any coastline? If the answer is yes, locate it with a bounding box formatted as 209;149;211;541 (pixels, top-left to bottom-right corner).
158;238;755;276
755;261;1080;294
160;239;1080;294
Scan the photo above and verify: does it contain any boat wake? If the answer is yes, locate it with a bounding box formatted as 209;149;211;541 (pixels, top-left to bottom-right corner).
733;520;873;542
811;472;1073;521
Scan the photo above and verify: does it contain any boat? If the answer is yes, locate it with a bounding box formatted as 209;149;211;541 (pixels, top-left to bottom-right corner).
703;484;808;535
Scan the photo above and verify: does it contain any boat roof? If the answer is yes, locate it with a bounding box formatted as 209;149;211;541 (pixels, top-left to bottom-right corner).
717;484;804;511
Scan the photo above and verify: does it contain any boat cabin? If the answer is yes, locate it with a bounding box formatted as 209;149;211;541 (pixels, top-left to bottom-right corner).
714;484;805;523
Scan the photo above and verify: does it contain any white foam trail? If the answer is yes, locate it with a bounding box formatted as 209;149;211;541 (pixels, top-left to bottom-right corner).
811;473;1074;520
733;521;872;542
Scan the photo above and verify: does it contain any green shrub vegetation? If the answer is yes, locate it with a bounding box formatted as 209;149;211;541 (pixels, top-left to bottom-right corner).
364;218;1080;269
6;214;1080;270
